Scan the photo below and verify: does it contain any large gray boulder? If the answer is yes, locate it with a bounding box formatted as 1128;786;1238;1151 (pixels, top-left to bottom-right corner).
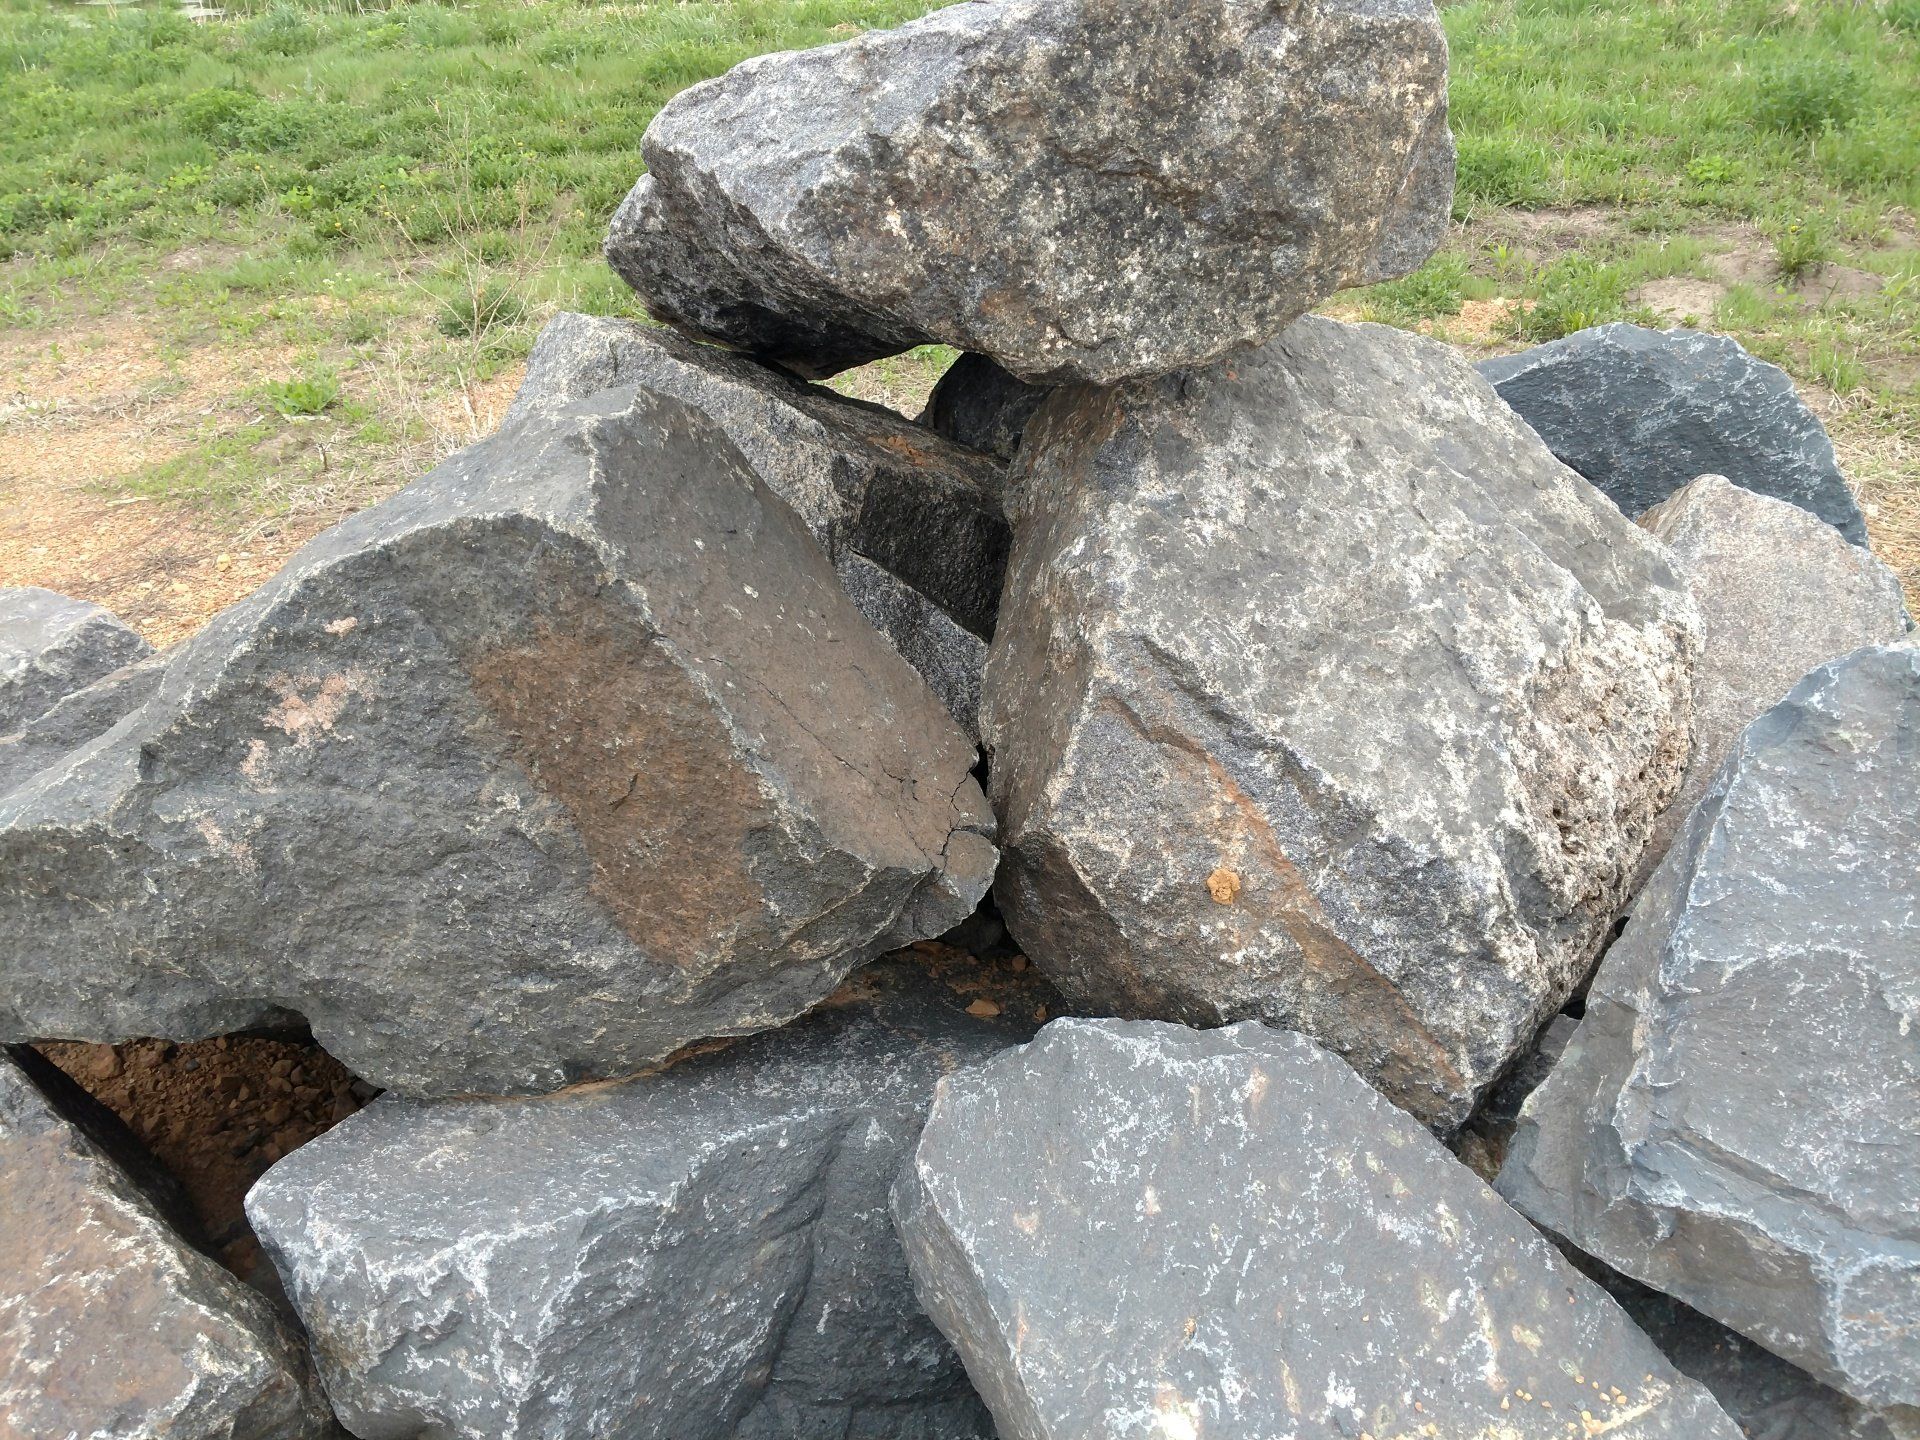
1479;323;1871;546
0;1048;336;1440
607;0;1453;385
1633;473;1908;876
0;586;151;733
920;355;1050;465
0;382;995;1097
891;1018;1744;1440
1498;643;1920;1410
985;316;1699;1129
248;954;1055;1440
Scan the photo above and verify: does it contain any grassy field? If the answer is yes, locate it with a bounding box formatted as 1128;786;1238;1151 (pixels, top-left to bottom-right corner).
1;0;1917;642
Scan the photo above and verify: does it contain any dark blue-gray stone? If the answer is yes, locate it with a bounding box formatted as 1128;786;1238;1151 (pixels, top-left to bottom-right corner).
892;1017;1744;1439
1498;643;1920;1411
0;587;150;735
1478;323;1870;545
248;955;1054;1440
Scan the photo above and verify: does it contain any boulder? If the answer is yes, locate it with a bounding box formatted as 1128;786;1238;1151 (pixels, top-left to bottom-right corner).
247;954;1054;1440
1478;323;1871;546
1497;643;1920;1410
0;382;996;1098
606;0;1453;384
985;316;1699;1129
891;1017;1744;1440
836;552;987;743
920;355;1050;465
509;312;1010;641
1634;473;1907;876
0;586;151;733
0;1047;336;1440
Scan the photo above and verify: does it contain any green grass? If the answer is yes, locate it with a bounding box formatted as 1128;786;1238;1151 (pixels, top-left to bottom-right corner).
0;0;1916;601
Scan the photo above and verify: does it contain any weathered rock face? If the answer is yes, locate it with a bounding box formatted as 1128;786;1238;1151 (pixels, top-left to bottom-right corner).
836;552;987;744
1498;643;1920;1410
0;586;151;734
0;649;165;795
892;1018;1744;1440
607;0;1453;385
1592;1266;1920;1440
1634;473;1908;876
510;312;1010;641
920;355;1050;465
1479;323;1871;546
0;383;996;1098
248;955;1055;1440
0;1048;336;1440
985;316;1698;1129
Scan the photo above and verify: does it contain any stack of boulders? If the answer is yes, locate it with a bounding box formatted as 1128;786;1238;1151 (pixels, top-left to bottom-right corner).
2;1;1914;1436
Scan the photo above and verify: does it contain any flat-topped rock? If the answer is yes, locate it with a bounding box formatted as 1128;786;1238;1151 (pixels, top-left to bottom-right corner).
985;316;1698;1128
1479;323;1871;545
0;383;994;1097
892;1018;1744;1440
249;954;1054;1440
0;587;150;734
1499;643;1920;1410
0;1047;337;1440
1634;473;1907;877
608;0;1452;384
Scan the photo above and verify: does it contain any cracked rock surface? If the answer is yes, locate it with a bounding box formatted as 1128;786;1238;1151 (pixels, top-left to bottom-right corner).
0;382;995;1097
1479;323;1871;546
0;586;151;734
606;0;1452;385
0;1048;337;1440
1498;643;1920;1410
984;316;1698;1128
1633;473;1908;878
248;954;1055;1440
891;1018;1743;1440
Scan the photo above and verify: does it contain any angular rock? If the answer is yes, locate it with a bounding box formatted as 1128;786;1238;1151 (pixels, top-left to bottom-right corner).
248;954;1054;1440
0;586;151;733
891;1018;1744;1440
0;1048;336;1440
607;0;1453;385
920;355;1050;465
0;648;166;795
1479;323;1872;546
509;312;1010;640
1498;643;1920;1409
0;382;995;1097
1592;1266;1920;1440
1634;473;1907;875
1455;1012;1578;1183
985;316;1699;1128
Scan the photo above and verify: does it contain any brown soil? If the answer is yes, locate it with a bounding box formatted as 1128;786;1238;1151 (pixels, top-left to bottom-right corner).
35;1035;373;1282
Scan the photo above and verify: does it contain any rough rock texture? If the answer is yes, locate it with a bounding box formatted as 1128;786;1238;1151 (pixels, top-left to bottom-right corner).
1455;1012;1578;1183
985;316;1699;1129
1593;1266;1920;1440
607;0;1453;385
0;382;995;1098
248;954;1055;1440
0;648;165;795
509;312;1010;640
1498;643;1920;1410
1633;474;1908;875
0;1048;336;1440
1479;323;1871;546
0;586;151;734
920;355;1050;464
837;553;986;743
892;1018;1744;1440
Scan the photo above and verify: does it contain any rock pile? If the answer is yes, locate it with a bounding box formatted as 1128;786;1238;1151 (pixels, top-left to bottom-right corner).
3;2;1914;1438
